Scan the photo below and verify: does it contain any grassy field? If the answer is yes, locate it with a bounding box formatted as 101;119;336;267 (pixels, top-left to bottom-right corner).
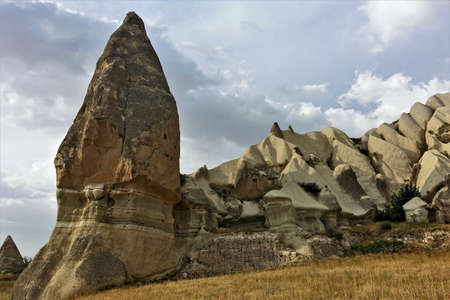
71;249;449;300
2;250;449;300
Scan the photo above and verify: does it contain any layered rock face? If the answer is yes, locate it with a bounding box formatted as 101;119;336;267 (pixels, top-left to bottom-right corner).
177;92;449;276
12;12;180;299
176;123;382;266
11;10;449;298
361;93;450;202
0;236;24;276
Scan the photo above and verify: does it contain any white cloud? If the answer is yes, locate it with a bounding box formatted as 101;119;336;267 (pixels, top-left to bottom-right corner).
324;107;379;138
0;199;24;208
181;136;244;173
359;1;438;53
297;83;328;94
339;71;450;121
327;70;450;137
296;102;323;117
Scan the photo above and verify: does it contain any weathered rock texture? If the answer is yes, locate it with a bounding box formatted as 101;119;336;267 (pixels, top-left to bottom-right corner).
11;10;450;299
12;12;180;300
176;92;449;280
0;235;24;275
403;197;429;223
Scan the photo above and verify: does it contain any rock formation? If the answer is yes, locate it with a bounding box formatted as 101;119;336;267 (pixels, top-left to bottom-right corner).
13;12;180;299
0;236;24;276
11;10;450;299
175;92;449;279
403;197;429;223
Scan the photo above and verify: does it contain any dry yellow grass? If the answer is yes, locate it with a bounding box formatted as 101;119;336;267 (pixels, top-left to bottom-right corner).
2;250;448;300
73;250;450;300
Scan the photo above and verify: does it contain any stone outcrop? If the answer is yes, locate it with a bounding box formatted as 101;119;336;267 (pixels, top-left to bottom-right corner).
362;92;449;202
11;10;450;298
431;176;450;223
426;107;450;156
403;197;429;223
0;236;24;276
13;12;180;300
416;150;450;201
175;91;448;281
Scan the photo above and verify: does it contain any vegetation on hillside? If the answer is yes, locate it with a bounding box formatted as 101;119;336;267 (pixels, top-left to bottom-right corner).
68;249;450;300
298;182;322;195
376;183;421;222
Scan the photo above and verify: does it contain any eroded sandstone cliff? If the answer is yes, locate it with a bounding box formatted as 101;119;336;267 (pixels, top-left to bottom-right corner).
175;92;450;278
11;10;450;299
12;12;180;299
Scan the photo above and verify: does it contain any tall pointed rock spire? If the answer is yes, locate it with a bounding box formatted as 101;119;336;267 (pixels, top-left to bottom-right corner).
270;122;283;138
0;235;24;274
13;12;181;299
54;11;180;197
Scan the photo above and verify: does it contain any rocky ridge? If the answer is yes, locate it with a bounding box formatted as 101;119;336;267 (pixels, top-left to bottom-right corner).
11;11;450;300
12;12;180;300
0;236;24;278
175;92;449;278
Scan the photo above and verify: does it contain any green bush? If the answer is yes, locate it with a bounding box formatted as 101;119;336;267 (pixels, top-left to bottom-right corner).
23;256;32;268
326;227;343;240
380;222;392;231
298;182;321;195
375;183;420;222
352;240;406;254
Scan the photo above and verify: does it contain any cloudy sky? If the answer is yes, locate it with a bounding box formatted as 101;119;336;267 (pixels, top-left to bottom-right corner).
1;0;449;257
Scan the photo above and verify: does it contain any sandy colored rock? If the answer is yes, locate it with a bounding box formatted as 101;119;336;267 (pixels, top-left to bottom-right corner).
264;181;328;231
281;155;368;217
361;128;379;153
409;102;434;130
416;150;450;201
426;94;445;110
376;123;420;163
281;130;332;164
327;139;385;207
435;92;450;107
333;164;366;201
368;135;412;184
262;197;297;231
176;93;448;282
0;235;24;275
425;106;450;156
403;197;429;223
432;179;450;223
398;113;425;149
321;126;354;148
270;122;283;138
13;12;181;300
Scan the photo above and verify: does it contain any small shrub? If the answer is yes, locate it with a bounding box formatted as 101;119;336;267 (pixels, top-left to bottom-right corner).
350;137;361;145
23;256;32;268
375;183;420;222
375;209;388;222
293;146;303;156
380;222;392;231
352;240;406;254
326;227;343;240
359;148;369;156
391;183;421;209
180;174;187;185
298;182;322;195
